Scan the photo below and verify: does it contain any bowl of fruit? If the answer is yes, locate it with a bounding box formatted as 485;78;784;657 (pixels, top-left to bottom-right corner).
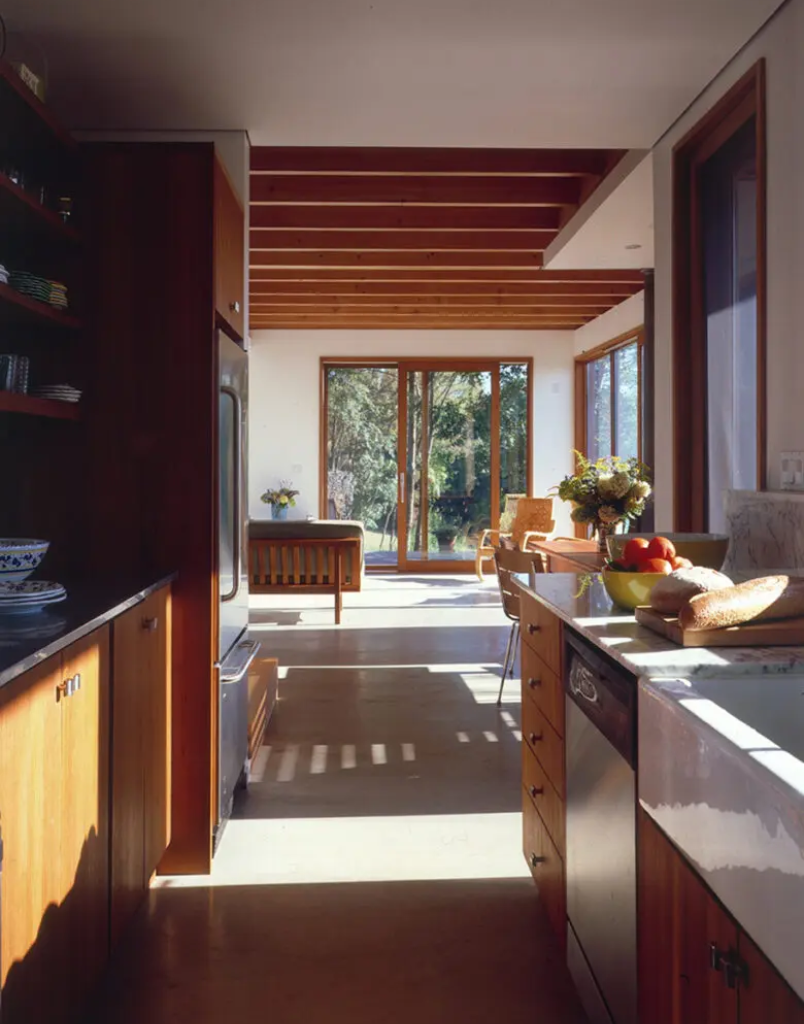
606;532;729;570
601;535;693;611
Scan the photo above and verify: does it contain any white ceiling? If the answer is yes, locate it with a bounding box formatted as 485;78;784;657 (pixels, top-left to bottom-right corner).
545;152;655;270
3;0;785;148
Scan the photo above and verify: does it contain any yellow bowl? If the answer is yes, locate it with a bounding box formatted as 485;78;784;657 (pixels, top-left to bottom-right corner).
606;532;729;570
601;569;667;611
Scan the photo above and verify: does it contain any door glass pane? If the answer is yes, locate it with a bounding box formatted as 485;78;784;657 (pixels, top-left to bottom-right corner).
701;117;757;532
586;357;611;461
326;366;399;567
613;343;639;461
500;363;529;512
427;370;492;562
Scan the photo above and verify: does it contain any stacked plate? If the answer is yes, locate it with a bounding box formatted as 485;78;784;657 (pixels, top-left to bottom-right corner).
10;270;51;303
48;280;69;309
30;383;81;403
0;580;66;614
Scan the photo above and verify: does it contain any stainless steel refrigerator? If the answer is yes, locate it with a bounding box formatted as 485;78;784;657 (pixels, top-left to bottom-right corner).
216;330;259;847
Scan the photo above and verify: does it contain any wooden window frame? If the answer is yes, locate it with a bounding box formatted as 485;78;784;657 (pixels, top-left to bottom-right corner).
574;327;645;537
320;356;533;571
672;60;766;532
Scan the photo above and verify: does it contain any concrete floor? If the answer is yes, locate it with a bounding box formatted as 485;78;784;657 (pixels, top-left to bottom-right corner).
87;575;587;1024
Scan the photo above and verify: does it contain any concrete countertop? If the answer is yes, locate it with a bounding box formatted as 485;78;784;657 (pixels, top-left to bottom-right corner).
0;571;178;689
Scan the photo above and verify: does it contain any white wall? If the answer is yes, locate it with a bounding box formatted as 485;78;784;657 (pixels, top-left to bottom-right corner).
248;329;577;534
652;0;804;528
573;292;645;358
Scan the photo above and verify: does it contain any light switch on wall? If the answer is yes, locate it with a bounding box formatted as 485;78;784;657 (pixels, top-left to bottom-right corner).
780;452;804;489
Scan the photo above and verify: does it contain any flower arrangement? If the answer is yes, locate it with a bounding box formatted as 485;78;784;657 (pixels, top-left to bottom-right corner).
260;480;299;513
555;454;652;548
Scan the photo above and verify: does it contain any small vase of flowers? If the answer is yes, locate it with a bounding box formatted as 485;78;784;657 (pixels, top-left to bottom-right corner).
555;454;653;552
260;481;299;521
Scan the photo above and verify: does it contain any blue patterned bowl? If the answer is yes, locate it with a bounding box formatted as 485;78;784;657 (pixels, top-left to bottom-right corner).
0;539;50;581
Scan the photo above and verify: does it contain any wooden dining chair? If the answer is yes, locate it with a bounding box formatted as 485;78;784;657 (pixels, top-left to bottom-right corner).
493;546;546;705
475;496;556;580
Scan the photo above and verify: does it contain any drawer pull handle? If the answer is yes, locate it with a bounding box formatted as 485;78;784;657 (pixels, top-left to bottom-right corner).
528;732;543;745
527;623;541;635
527;677;540;689
230;300;241;314
530;853;546;867
528;784;544;798
142;617;159;632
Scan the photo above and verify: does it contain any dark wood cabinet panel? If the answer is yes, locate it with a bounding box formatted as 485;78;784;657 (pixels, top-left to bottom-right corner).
522;695;565;799
520;589;563;677
523;791;565;951
739;932;804;1024
142;586;172;882
521;641;564;737
522;742;564;858
214;156;245;340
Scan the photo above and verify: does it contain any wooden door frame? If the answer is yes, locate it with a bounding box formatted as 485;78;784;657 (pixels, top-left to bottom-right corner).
320;356;533;572
672;60;766;531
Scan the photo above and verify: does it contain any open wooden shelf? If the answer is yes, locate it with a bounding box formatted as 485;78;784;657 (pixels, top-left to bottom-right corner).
0;61;77;155
0;392;80;420
0;174;80;244
0;281;81;330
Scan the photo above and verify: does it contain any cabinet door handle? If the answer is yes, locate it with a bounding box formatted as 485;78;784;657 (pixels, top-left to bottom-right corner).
528;784;544;798
142;617;158;632
709;943;725;972
527;623;541;635
72;673;81;693
230;300;241;314
527;677;540;689
530;853;546;867
528;732;543;745
56;680;69;701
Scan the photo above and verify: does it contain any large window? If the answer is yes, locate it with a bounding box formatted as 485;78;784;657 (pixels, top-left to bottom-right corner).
673;61;765;531
578;331;643;464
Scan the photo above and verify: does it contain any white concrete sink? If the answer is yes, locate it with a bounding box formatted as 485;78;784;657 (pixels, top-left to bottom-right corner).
639;673;804;1000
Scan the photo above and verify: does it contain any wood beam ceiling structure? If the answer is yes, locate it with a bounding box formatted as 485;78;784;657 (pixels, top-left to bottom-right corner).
249;147;645;331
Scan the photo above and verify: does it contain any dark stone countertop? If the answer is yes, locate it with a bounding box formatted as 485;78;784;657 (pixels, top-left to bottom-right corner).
0;572;178;689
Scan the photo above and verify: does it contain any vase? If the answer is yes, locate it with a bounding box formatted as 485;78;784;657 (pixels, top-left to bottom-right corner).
273;505;289;521
594;521;613;554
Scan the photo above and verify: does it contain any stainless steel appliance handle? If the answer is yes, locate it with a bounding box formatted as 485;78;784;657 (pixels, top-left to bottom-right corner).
220;385;243;602
217;639;261;683
569;662;600;705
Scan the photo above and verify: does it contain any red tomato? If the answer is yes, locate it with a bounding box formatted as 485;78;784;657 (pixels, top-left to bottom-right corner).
646;536;677;562
641;557;673;575
671;556;693;570
623;538;651;564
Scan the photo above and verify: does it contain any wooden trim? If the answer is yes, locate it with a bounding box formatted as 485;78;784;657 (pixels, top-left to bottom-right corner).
574;324;644;363
490;364;501;533
319;360;328;518
250;268;646;284
573;361;587;538
672;60;766;530
250;228;557;252
398;365;409;569
526;357;534;498
251;205;563;231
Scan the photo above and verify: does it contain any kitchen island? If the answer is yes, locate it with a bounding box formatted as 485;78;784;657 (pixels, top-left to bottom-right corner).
0;573;176;1024
514;571;804;1024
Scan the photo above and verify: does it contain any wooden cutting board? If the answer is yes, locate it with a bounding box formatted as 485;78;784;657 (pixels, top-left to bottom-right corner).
635;605;804;647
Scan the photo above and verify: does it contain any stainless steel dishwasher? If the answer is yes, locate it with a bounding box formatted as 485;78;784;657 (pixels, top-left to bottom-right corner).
564;630;637;1024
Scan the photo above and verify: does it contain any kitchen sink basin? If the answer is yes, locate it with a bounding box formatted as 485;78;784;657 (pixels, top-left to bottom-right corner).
639;672;804;1001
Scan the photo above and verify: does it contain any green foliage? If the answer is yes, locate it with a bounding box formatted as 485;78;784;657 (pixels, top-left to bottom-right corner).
554;453;652;526
260;481;299;507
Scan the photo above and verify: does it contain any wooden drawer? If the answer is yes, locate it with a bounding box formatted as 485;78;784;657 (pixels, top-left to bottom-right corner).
523;741;565;857
523;790;566;950
520;590;562;677
522;693;565;798
521;642;564;738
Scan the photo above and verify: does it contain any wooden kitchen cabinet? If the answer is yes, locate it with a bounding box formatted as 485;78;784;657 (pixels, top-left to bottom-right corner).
638;808;804;1024
0;627;110;1024
111;585;172;944
214;155;245;340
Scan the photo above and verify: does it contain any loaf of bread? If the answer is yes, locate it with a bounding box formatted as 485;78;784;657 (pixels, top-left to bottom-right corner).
678;575;804;631
650;567;733;615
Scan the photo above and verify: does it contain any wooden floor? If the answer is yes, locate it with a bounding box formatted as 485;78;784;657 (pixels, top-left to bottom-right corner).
86;575;587;1024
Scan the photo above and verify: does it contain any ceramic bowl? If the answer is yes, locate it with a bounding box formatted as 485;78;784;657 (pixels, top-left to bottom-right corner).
606;532;729;570
0;539;50;582
601;568;667;611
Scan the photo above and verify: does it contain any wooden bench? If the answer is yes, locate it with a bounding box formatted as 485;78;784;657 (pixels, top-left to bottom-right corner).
248;534;363;624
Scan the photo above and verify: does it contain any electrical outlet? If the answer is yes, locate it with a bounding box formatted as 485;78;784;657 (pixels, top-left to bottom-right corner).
780;451;804;489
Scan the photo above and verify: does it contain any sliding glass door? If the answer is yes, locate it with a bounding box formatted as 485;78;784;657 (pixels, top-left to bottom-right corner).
324;358;531;572
399;365;494;570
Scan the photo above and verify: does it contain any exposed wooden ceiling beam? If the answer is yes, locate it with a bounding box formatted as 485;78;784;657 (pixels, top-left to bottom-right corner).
249;319;585;330
248;280;640;297
251;251;545;269
248;267;645;283
251;175;581;206
250;205;562;231
249;297;610;311
250;303;604;316
250;147;622;176
249;229;555;252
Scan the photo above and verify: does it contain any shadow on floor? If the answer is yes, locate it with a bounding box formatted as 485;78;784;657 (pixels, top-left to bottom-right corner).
86;879;587;1024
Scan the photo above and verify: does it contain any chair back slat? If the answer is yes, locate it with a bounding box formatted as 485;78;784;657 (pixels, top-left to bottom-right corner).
494;547;545;622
